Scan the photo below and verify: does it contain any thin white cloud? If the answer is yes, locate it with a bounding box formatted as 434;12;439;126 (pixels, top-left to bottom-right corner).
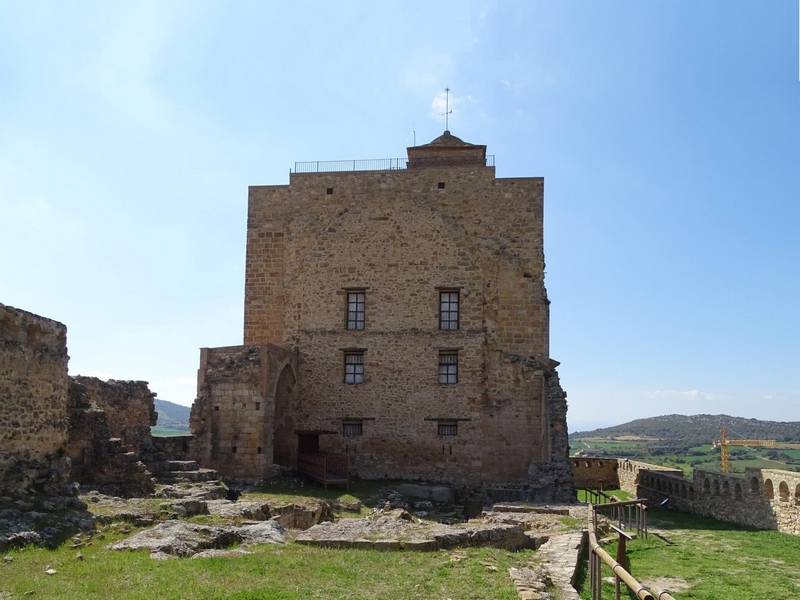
430;90;472;124
175;376;195;386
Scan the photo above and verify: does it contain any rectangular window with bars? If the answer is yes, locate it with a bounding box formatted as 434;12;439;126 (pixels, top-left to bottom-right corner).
438;422;458;436
438;352;458;384
344;352;364;384
346;292;365;330
439;291;459;330
342;421;363;437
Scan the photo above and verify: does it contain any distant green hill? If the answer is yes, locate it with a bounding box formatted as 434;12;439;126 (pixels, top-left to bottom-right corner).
154;399;191;432
571;414;800;449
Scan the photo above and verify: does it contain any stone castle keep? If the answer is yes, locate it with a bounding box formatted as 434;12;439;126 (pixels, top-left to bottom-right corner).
190;131;573;500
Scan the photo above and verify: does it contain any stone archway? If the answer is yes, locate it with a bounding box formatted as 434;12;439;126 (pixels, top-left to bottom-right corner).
272;364;297;467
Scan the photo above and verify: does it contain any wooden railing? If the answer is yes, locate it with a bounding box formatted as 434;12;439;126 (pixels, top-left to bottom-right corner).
297;451;349;489
587;498;677;600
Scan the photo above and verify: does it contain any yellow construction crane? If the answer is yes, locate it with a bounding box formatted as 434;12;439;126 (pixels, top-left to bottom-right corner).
713;426;776;472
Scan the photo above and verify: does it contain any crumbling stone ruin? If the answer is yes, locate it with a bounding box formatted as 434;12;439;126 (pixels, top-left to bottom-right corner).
70;376;158;456
66;377;156;496
192;132;575;501
0;301;164;499
0;303;71;496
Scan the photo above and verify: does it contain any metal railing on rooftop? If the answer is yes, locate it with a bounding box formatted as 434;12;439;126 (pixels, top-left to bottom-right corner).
293;155;495;173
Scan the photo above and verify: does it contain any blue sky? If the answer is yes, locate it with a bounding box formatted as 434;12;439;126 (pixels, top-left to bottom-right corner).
1;1;798;432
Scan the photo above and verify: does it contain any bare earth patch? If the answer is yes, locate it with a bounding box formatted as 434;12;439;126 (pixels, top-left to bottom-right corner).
641;577;691;594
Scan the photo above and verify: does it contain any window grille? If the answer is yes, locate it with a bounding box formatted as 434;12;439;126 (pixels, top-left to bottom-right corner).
438;422;458;436
438;352;458;384
439;291;459;330
344;352;364;384
343;421;363;437
346;292;365;330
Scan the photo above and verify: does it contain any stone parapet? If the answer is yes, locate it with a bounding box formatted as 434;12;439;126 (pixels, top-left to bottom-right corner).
572;457;800;536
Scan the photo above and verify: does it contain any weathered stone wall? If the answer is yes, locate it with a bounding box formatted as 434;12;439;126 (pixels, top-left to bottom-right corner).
66;379;154;496
216;135;569;494
574;457;800;536
191;344;297;478
0;303;71;494
617;459;683;497
570;458;619;489
70;376;157;456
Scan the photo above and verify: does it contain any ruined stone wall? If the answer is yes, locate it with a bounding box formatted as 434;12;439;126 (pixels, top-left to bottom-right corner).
0;303;70;494
231;159;565;490
191;344;297;478
66;379;154;496
70;376;157;456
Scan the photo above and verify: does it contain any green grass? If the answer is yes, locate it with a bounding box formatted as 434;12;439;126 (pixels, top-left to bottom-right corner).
576;508;800;599
576;489;632;503
150;426;190;437
0;530;531;599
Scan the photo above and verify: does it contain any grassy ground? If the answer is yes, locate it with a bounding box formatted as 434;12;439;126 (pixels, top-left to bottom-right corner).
1;533;532;599
0;478;545;599
576;507;800;600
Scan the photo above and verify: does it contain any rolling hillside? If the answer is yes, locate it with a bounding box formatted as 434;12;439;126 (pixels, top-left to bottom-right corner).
154;399;191;432
571;414;800;449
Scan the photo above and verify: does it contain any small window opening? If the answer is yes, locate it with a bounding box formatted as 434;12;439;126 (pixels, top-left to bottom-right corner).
326;187;333;195
214;406;219;412
437;181;445;189
257;447;262;454
438;422;458;436
231;446;237;454
343;421;363;437
255;402;261;410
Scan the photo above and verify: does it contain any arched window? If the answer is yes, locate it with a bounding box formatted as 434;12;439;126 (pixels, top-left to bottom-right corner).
795;484;800;504
750;477;760;495
703;478;711;493
764;479;774;500
689;486;695;500
722;481;730;497
681;484;687;499
713;480;720;496
734;483;742;501
779;481;790;502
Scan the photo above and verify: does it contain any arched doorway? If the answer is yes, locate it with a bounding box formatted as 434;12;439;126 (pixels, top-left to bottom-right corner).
272;364;297;467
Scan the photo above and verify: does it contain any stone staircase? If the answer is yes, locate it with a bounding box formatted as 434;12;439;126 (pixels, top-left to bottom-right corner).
145;455;219;484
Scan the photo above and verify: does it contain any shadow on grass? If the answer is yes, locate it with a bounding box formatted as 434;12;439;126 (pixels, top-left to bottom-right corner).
646;507;763;533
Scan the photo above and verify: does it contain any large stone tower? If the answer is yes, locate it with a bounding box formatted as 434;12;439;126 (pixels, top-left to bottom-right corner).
192;131;573;501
